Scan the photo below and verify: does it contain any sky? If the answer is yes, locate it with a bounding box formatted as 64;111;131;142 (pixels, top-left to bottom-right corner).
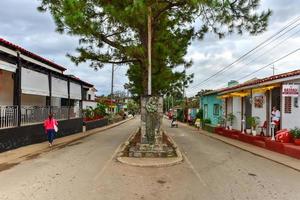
0;0;299;96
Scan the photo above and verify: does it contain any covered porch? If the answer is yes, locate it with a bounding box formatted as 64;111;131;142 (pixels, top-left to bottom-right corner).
219;84;282;137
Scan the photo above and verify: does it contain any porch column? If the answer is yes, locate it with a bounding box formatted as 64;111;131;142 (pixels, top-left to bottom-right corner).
13;52;22;127
79;83;83;117
47;71;52;113
67;78;71;119
225;98;228;116
241;97;244;131
266;90;271;136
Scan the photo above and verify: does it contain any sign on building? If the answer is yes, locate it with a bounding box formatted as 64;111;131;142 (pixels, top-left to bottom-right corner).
282;85;299;97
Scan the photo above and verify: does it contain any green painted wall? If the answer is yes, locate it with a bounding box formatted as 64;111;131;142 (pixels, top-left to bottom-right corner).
201;93;223;125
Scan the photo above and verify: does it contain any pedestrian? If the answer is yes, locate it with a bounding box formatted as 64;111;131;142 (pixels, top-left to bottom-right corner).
195;118;201;130
44;113;58;147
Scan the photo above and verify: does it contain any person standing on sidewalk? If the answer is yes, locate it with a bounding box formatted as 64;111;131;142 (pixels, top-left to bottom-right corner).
44;113;58;147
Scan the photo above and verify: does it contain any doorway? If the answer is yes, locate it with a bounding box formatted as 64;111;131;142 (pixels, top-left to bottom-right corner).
271;87;281;130
244;96;252;129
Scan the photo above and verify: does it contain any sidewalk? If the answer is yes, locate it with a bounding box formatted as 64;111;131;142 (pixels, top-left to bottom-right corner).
177;121;300;172
0;117;134;167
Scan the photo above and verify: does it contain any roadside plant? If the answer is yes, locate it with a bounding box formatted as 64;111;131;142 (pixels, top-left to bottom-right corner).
218;116;226;127
246;116;260;130
226;113;236;126
290;127;300;139
203;118;212;124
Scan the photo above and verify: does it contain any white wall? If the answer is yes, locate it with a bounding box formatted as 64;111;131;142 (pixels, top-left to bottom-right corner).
86;88;96;100
252;93;267;127
83;101;97;109
0;70;14;105
21;94;46;106
281;80;300;129
232;97;242;130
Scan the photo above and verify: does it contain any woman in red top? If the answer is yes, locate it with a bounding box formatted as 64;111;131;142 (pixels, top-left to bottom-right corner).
44;113;58;147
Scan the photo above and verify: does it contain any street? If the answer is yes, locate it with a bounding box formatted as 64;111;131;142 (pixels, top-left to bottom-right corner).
0;118;300;200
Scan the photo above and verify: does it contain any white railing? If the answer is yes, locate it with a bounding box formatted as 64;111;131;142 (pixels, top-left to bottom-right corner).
52;106;69;120
70;106;82;119
0;106;18;129
21;106;50;126
52;106;82;119
0;105;82;128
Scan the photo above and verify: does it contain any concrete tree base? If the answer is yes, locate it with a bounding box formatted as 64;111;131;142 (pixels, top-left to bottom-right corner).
117;128;183;167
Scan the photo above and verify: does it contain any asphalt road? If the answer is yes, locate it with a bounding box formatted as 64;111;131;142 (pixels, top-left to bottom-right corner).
0;117;300;200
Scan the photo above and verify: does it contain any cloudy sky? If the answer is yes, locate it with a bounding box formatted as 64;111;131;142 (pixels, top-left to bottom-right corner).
0;0;299;96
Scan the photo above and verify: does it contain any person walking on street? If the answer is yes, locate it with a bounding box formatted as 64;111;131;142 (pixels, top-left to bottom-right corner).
44;113;58;147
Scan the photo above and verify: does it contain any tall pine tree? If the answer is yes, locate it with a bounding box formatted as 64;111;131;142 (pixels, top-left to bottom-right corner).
38;0;271;96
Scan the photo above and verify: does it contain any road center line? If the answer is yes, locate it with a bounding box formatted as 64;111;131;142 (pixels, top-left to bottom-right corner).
182;151;207;187
93;142;123;181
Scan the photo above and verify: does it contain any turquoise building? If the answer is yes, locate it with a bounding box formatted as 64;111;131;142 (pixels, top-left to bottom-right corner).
200;91;223;125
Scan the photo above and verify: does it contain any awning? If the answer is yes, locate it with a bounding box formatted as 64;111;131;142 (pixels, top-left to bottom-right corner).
252;84;280;94
0;60;17;73
70;82;82;100
51;77;68;98
218;91;250;99
21;67;50;96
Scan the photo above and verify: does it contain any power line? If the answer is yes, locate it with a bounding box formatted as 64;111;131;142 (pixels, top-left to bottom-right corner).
237;48;300;81
188;15;300;91
213;27;300;85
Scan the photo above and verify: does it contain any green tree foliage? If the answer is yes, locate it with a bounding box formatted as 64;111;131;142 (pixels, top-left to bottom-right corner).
196;109;204;120
127;99;139;114
38;0;271;96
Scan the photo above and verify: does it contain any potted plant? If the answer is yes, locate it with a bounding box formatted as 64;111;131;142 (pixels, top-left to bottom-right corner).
217;116;226;127
290;127;300;145
226;113;235;130
203;118;211;124
246;116;260;136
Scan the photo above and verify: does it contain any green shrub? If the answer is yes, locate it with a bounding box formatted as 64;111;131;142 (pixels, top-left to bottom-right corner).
290;127;300;139
203;118;211;124
226;113;236;126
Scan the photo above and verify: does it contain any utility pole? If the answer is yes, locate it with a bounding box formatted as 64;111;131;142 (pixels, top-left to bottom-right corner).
147;6;152;96
271;64;277;75
111;63;114;113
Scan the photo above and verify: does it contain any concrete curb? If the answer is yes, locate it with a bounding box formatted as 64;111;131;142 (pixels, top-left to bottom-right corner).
174;120;300;172
0;117;135;165
202;132;300;172
116;130;183;168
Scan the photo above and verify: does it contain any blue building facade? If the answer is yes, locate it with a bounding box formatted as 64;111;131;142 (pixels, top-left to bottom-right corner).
200;91;223;125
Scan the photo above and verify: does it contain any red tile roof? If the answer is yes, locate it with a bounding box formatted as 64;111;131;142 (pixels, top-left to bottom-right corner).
220;69;300;93
0;38;66;71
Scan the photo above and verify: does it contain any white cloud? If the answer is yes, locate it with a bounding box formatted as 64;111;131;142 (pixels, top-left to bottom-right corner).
0;0;299;97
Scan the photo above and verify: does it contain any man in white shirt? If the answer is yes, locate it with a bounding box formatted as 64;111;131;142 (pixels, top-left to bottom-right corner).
271;106;280;132
271;106;280;121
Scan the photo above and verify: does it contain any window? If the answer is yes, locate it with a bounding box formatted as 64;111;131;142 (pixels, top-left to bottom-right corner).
213;104;220;115
88;94;91;100
284;96;292;113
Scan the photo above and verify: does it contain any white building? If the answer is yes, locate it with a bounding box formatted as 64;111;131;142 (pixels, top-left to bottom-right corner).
219;70;300;135
0;38;88;129
82;86;98;109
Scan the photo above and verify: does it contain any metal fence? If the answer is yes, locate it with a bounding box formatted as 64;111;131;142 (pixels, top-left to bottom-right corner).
0;105;82;128
0;106;18;129
52;106;69;120
21;106;50;126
